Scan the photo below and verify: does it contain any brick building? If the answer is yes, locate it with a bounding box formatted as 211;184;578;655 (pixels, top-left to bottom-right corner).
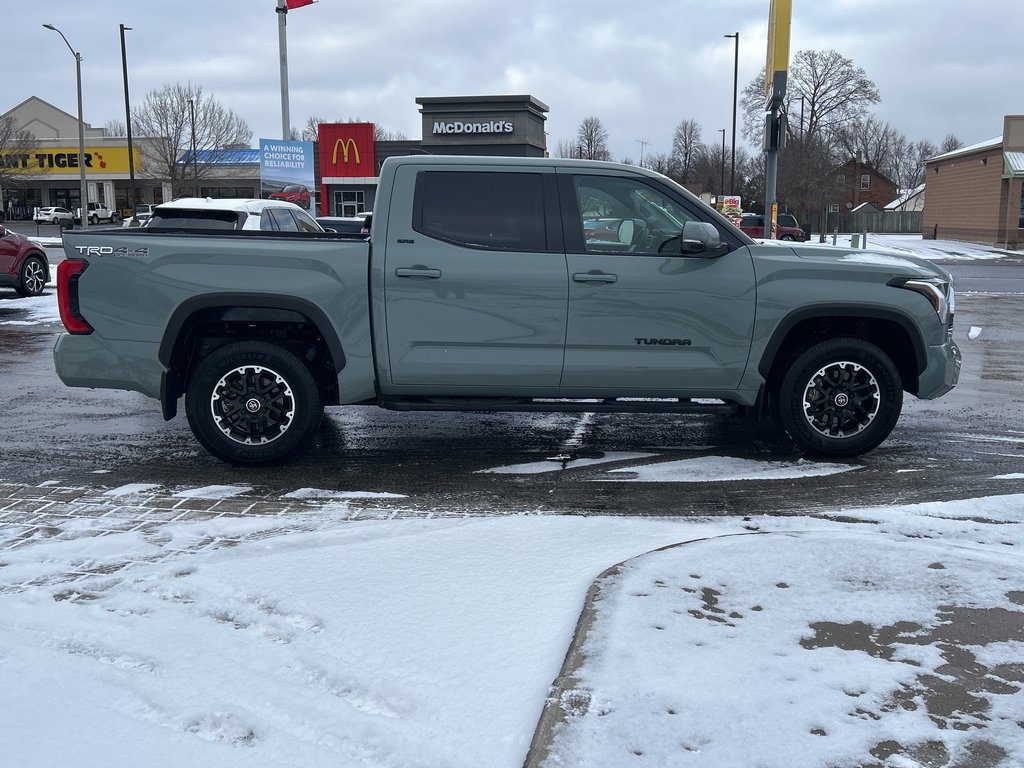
923;115;1024;249
827;158;898;214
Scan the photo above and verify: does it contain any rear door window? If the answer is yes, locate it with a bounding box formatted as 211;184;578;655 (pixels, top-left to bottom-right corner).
413;171;547;251
148;209;240;229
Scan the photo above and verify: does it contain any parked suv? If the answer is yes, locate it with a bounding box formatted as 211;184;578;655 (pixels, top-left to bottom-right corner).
739;213;807;241
147;198;324;232
76;202;119;225
269;184;312;209
0;214;50;297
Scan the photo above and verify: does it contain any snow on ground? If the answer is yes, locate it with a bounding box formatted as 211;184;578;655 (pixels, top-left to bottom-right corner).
1;494;1023;768
806;233;1013;261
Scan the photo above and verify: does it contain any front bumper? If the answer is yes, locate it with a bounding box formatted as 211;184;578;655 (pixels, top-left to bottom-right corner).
917;332;961;399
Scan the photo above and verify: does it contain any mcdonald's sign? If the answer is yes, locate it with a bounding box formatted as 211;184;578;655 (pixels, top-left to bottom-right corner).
319;122;375;179
332;137;360;166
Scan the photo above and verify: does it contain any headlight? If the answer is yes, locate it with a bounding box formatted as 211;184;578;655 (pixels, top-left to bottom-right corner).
899;278;954;325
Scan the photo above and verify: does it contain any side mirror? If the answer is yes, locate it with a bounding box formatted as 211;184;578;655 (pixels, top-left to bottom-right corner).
617;218;635;245
680;221;721;254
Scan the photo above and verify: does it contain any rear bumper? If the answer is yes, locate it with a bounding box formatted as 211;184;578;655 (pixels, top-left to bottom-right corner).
53;333;164;400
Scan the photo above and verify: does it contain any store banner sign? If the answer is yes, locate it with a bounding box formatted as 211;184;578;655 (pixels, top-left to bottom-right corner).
259;139;315;210
0;147;140;174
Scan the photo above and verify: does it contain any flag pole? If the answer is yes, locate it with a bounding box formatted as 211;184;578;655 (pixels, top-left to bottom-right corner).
277;0;290;139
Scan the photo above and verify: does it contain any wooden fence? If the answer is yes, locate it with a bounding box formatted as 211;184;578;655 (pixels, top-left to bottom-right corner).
799;210;923;236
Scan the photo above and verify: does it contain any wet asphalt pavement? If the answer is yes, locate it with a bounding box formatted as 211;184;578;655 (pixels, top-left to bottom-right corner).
1;255;1022;518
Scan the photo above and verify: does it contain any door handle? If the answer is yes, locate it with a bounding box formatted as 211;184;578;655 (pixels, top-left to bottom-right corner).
395;267;442;279
572;271;618;283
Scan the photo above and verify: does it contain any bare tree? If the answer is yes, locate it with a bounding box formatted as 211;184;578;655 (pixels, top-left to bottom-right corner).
888;136;938;202
0;116;39;194
104;119;127;137
645;152;673;176
553;138;580;158
741;49;880;148
299;116;407;143
131;82;252;196
670;119;703;184
576;116;611;161
690;142;729;196
940;133;963;154
835;116;902;172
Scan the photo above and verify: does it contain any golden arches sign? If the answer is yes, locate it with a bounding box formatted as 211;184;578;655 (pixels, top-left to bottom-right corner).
332;138;361;165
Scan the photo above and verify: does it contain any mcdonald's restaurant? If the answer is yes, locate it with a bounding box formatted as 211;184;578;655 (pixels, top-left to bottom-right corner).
318;95;549;217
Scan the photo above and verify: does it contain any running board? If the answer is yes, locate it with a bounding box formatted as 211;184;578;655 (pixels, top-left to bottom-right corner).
379;396;739;415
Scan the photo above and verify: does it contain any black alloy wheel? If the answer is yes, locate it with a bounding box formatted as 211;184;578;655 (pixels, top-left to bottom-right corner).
185;341;322;465
775;338;902;457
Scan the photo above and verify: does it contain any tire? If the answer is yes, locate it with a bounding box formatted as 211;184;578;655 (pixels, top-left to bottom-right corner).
16;255;47;297
111;213;119;223
185;341;322;466
779;234;796;241
773;338;902;457
90;214;99;225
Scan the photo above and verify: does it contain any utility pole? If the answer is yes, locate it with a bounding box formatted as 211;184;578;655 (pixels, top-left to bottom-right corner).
636;138;650;167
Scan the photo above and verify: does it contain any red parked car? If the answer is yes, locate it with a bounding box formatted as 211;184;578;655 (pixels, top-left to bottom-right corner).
269;184;311;209
0;217;49;297
738;213;808;241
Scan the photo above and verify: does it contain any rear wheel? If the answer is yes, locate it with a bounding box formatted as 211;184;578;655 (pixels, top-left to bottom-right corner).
16;255;47;297
185;341;322;465
774;338;902;457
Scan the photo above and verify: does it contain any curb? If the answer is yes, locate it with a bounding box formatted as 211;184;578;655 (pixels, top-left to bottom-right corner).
521;534;745;767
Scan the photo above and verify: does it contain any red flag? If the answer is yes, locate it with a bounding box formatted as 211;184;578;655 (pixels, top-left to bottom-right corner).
286;0;314;8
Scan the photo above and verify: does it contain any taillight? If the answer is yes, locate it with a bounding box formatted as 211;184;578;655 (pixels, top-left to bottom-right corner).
57;259;93;334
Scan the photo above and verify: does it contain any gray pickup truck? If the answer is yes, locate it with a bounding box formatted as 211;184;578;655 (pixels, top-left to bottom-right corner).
54;156;961;465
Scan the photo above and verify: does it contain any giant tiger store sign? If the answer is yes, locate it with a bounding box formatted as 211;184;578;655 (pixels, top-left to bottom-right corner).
0;147;140;174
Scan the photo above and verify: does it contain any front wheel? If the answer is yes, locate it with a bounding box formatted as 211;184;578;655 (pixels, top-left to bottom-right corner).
17;255;47;297
774;338;902;457
185;341;322;465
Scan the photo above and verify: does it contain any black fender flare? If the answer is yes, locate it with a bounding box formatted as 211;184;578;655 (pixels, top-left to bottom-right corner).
158;293;346;419
757;303;927;380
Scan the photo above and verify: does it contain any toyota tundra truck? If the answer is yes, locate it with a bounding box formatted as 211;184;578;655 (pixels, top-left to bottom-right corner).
53;155;961;465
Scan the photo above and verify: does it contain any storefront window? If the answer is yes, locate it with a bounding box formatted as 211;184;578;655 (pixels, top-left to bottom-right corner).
3;189;42;220
1019;186;1023;229
200;186;255;199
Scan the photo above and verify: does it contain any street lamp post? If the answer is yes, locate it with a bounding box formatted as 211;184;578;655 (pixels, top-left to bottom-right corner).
43;23;88;225
120;24;136;219
719;128;726;196
724;32;739;195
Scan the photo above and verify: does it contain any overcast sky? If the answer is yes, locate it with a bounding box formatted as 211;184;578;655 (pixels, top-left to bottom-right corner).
8;0;1020;161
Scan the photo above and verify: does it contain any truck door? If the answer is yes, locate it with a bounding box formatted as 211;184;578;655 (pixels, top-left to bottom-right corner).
559;171;756;391
382;165;567;391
